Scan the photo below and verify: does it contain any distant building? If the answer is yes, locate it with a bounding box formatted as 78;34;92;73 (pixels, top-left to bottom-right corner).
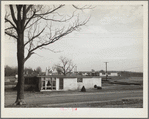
99;72;119;77
76;71;100;76
75;70;121;77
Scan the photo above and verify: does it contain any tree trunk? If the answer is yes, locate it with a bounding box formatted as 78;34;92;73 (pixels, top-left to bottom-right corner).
14;33;26;105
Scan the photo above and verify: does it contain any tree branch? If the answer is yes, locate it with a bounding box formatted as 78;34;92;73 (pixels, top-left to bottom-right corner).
9;5;17;25
22;5;27;26
38;47;62;53
35;5;65;16
5;27;14;31
24;27;45;46
24;51;34;63
26;5;33;13
24;11;36;29
16;5;23;22
25;17;41;29
28;19;88;53
37;11;75;22
72;5;96;10
5;18;17;30
5;31;18;39
66;64;75;74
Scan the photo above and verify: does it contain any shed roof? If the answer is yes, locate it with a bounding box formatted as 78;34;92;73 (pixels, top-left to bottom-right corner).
37;75;101;78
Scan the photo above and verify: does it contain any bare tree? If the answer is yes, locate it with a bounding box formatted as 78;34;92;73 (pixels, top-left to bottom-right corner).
55;56;75;75
5;4;91;105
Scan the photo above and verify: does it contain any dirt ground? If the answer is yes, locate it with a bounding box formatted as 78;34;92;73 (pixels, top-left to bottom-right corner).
47;98;143;108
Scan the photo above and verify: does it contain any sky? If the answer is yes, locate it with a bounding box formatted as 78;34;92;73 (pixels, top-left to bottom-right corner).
4;4;144;72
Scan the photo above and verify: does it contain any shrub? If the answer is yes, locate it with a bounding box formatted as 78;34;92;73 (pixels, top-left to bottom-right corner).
97;86;102;89
81;86;86;92
26;85;39;92
94;85;97;88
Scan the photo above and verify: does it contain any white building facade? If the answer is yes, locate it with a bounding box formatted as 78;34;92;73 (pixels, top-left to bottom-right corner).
38;76;102;91
99;72;118;77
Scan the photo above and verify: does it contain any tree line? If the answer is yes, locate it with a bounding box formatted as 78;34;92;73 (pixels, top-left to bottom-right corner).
5;65;42;76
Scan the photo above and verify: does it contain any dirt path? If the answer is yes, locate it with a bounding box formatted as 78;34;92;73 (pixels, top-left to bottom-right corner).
5;84;143;108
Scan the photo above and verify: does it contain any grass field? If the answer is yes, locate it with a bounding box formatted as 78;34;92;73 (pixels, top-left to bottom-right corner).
116;77;143;83
5;76;143;108
108;77;143;85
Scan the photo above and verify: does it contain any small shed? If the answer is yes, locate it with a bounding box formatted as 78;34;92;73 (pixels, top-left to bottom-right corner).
37;75;102;91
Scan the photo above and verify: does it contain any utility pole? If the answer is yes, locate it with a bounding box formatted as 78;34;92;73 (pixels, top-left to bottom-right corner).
104;62;108;81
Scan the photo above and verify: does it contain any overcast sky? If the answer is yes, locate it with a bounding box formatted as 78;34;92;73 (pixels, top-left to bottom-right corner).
4;4;144;72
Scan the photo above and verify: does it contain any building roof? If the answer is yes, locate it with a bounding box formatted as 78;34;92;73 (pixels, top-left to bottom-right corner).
37;75;101;78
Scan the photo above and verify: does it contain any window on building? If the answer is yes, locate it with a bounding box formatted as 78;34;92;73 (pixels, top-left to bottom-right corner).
41;78;56;90
77;78;83;82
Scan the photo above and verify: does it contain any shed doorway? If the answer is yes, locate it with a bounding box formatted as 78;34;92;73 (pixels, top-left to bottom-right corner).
59;78;63;89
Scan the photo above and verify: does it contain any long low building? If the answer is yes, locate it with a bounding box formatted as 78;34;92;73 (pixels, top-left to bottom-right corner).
37;75;102;91
99;72;119;77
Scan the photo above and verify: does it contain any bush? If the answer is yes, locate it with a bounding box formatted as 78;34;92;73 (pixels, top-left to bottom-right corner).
81;86;86;92
26;86;35;91
97;86;102;89
94;85;97;88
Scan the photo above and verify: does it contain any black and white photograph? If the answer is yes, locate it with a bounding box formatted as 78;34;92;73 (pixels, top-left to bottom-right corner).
1;1;148;118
